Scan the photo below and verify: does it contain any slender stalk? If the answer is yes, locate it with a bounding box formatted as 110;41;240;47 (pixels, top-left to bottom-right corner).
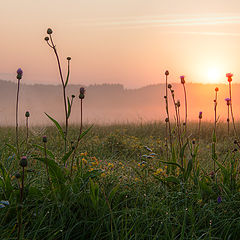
49;34;68;153
165;119;169;161
164;73;172;150
229;81;238;136
70;99;83;176
198;119;201;141
183;83;187;133
44;141;51;188
26;117;29;149
227;105;230;136
16;79;20;157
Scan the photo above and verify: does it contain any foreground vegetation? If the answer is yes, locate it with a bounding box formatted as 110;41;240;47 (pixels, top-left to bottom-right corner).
0;122;240;240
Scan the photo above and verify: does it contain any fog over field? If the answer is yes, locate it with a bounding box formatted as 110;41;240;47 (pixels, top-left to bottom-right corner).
0;79;239;126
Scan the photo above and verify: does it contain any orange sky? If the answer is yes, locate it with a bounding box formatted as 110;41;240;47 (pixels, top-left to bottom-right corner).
1;0;240;88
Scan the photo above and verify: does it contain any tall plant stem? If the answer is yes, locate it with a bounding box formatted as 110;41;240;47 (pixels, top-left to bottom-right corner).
49;35;68;153
183;83;187;133
44;141;51;189
214;91;218;136
227;105;230;136
16;79;20;157
70;99;83;176
165;121;169;161
198;119;201;141
165;75;172;150
26;117;29;150
229;82;238;137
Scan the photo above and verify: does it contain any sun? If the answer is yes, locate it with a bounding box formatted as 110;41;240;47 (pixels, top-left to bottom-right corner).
206;68;221;83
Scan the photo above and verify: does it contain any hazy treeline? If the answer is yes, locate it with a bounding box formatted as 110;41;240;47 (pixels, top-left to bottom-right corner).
0;79;239;126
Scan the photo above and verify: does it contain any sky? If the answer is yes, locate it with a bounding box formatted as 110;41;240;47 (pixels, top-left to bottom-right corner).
1;0;240;88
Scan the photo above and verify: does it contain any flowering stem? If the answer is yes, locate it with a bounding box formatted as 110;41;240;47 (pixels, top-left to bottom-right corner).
165;75;172;150
70;99;83;176
198;119;201;141
227;105;230;136
229;82;238;136
16;79;20;157
214;91;218;136
49;34;68;153
183;83;187;133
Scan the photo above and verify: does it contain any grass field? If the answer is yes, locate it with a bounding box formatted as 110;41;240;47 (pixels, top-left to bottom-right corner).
0;122;240;240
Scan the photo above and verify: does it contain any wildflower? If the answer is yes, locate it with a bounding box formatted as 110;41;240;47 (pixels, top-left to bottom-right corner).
225;98;231;105
226;73;233;82
144;146;152;152
165;70;169;76
82;158;87;164
199;111;202;119
16;68;23;80
215;87;219;92
101;172;106;177
42;136;47;143
180;75;185;84
20;156;27;168
79;87;86;99
135;177;140;182
0;200;9;206
25;111;30;118
217;196;222;203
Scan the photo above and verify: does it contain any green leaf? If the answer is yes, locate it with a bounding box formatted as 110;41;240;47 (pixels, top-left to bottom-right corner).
184;159;193;181
34;157;65;184
32;144;55;159
67;97;71;119
108;184;120;203
78;125;93;141
45;113;65;141
62;149;74;165
164;176;180;184
158;161;184;172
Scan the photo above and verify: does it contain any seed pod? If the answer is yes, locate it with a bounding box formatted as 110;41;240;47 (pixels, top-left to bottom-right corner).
47;28;53;34
25;111;30;118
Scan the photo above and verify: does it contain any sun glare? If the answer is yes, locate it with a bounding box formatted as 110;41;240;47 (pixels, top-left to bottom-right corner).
207;68;221;83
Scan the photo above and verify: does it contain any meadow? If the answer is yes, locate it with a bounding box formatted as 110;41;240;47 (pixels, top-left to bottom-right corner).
1;28;240;240
0;122;240;240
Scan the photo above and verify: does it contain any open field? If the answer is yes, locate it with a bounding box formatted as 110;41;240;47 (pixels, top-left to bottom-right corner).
1;122;240;239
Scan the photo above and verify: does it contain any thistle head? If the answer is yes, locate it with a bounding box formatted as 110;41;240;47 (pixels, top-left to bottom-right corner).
25;111;30;118
225;98;231;105
165;70;169;76
20;156;27;168
47;28;53;35
180;75;185;84
71;94;75;99
42;136;47;143
199;111;203;119
16;68;23;80
79;87;86;99
226;73;233;82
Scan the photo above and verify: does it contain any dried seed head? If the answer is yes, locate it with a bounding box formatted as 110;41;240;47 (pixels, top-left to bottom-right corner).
176;100;180;107
165;70;169;76
20;156;27;168
71;95;75;98
47;28;53;35
67;57;71;61
165;118;169;122
44;36;49;41
25;111;30;118
168;84;172;89
79;87;86;99
15;172;21;179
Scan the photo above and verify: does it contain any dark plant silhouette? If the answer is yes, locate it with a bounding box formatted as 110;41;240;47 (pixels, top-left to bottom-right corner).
225;98;231;136
180;75;187;133
25;111;30;149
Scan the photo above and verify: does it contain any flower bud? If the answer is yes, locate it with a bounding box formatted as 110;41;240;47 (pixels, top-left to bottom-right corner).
176;100;180;107
180;75;185;84
71;95;75;98
215;87;219;92
67;57;71;61
199;111;202;119
25;111;30;118
168;84;172;89
47;28;53;35
79;87;86;99
15;172;21;179
42;136;47;143
20;156;27;168
165;118;169;122
165;70;169;76
16;68;23;80
44;36;49;41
